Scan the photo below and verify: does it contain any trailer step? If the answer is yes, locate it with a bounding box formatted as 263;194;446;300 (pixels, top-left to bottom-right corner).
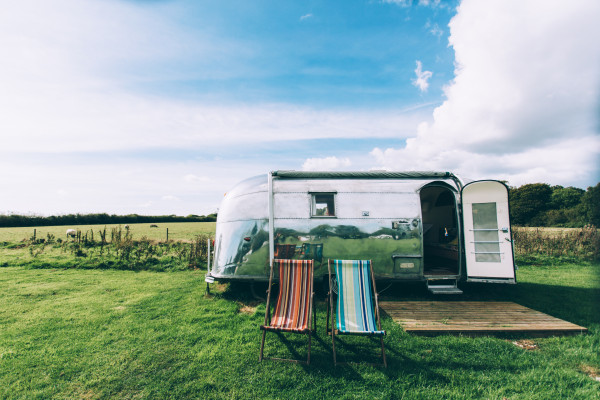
427;280;463;295
428;285;463;295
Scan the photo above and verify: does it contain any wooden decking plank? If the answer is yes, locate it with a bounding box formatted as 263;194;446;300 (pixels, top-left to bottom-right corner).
380;301;587;335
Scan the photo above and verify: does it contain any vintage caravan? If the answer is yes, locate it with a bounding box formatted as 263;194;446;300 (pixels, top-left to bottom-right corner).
206;171;516;294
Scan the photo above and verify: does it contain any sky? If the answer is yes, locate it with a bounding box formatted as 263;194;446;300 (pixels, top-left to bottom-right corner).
1;0;599;216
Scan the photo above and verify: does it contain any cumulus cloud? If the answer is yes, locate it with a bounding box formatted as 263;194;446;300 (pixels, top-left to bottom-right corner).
374;0;600;187
412;61;432;92
300;14;313;21
302;156;352;171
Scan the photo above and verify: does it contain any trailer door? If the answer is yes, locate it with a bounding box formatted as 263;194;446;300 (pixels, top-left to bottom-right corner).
461;181;515;283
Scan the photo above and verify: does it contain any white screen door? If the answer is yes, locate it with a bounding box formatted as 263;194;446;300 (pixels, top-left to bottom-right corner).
462;181;515;282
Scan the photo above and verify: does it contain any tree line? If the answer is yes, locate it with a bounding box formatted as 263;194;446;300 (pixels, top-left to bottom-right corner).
1;181;598;228
0;213;217;228
509;182;599;227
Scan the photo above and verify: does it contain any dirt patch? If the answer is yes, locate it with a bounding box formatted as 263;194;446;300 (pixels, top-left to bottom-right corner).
113;306;126;311
238;301;261;315
579;364;600;382
511;339;538;350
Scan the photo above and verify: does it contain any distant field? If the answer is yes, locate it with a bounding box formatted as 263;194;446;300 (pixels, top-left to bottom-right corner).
514;226;593;237
0;222;216;243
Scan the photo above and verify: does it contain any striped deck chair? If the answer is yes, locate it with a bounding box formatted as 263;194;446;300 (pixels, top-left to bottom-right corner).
259;259;315;364
327;259;387;367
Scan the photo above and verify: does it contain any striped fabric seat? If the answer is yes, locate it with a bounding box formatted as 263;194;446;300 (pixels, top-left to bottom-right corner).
327;259;387;367
333;259;384;335
260;259;315;364
269;259;314;332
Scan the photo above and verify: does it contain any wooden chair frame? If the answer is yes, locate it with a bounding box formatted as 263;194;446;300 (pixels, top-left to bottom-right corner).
327;259;387;367
259;259;315;365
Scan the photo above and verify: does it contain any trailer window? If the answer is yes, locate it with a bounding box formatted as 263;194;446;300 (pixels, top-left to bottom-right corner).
311;193;335;217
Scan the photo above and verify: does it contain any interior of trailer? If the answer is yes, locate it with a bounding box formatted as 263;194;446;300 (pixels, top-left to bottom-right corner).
420;184;460;277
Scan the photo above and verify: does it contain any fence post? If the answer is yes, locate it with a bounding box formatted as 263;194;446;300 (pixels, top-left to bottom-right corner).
33;229;36;241
166;228;169;242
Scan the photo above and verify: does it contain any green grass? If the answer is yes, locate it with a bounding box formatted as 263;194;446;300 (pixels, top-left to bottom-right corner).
0;222;216;243
0;262;598;399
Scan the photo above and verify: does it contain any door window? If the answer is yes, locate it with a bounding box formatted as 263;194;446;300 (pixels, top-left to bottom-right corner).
472;202;501;262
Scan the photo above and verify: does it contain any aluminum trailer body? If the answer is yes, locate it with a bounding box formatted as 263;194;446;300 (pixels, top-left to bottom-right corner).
207;171;516;289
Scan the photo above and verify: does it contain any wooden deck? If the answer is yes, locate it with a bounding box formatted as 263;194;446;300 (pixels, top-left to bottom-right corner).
380;301;588;335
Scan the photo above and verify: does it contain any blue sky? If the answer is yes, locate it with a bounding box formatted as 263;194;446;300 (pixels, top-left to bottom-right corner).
1;0;598;216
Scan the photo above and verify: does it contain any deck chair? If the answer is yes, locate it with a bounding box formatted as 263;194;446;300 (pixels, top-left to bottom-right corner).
259;259;315;364
327;259;387;367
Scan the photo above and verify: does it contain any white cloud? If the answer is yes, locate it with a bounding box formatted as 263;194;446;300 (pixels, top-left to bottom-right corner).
0;1;431;156
300;14;313;21
382;0;443;8
0;0;424;154
161;195;180;201
183;174;210;183
302;156;352;171
418;0;442;8
429;23;443;37
374;0;600;188
412;61;432;92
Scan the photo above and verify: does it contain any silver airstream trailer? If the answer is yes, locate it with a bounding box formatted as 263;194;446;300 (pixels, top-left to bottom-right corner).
206;171;516;294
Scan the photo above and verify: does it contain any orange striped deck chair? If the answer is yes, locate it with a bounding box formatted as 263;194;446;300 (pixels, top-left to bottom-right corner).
259;259;315;364
327;259;387;367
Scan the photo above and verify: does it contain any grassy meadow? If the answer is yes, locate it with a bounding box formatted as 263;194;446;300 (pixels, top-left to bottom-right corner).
0;223;215;272
0;222;216;243
0;224;599;399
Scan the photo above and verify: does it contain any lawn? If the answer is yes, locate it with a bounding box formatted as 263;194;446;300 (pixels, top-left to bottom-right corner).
0;262;598;399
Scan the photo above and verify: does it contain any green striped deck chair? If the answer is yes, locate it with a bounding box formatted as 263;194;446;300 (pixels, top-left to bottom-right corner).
259;259;315;364
327;259;387;367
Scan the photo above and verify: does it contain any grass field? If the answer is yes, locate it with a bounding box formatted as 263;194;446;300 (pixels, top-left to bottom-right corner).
0;222;216;243
0;224;599;398
0;262;598;399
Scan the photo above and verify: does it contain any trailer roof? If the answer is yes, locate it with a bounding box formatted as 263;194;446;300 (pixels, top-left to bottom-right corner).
272;170;455;180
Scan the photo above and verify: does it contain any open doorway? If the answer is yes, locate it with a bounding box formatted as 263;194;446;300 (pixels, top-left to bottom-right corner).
420;184;460;277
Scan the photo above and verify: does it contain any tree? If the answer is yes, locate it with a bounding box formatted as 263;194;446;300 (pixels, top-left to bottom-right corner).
509;183;553;226
582;183;600;226
550;186;585;209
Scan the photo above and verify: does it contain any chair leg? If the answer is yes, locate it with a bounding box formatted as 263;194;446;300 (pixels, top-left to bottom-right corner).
326;294;330;333
307;332;311;365
330;296;337;365
315;301;318;332
259;330;267;362
332;328;337;366
380;336;387;368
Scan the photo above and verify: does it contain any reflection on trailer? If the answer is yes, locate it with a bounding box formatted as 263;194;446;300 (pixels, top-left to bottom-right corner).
206;171;516;294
